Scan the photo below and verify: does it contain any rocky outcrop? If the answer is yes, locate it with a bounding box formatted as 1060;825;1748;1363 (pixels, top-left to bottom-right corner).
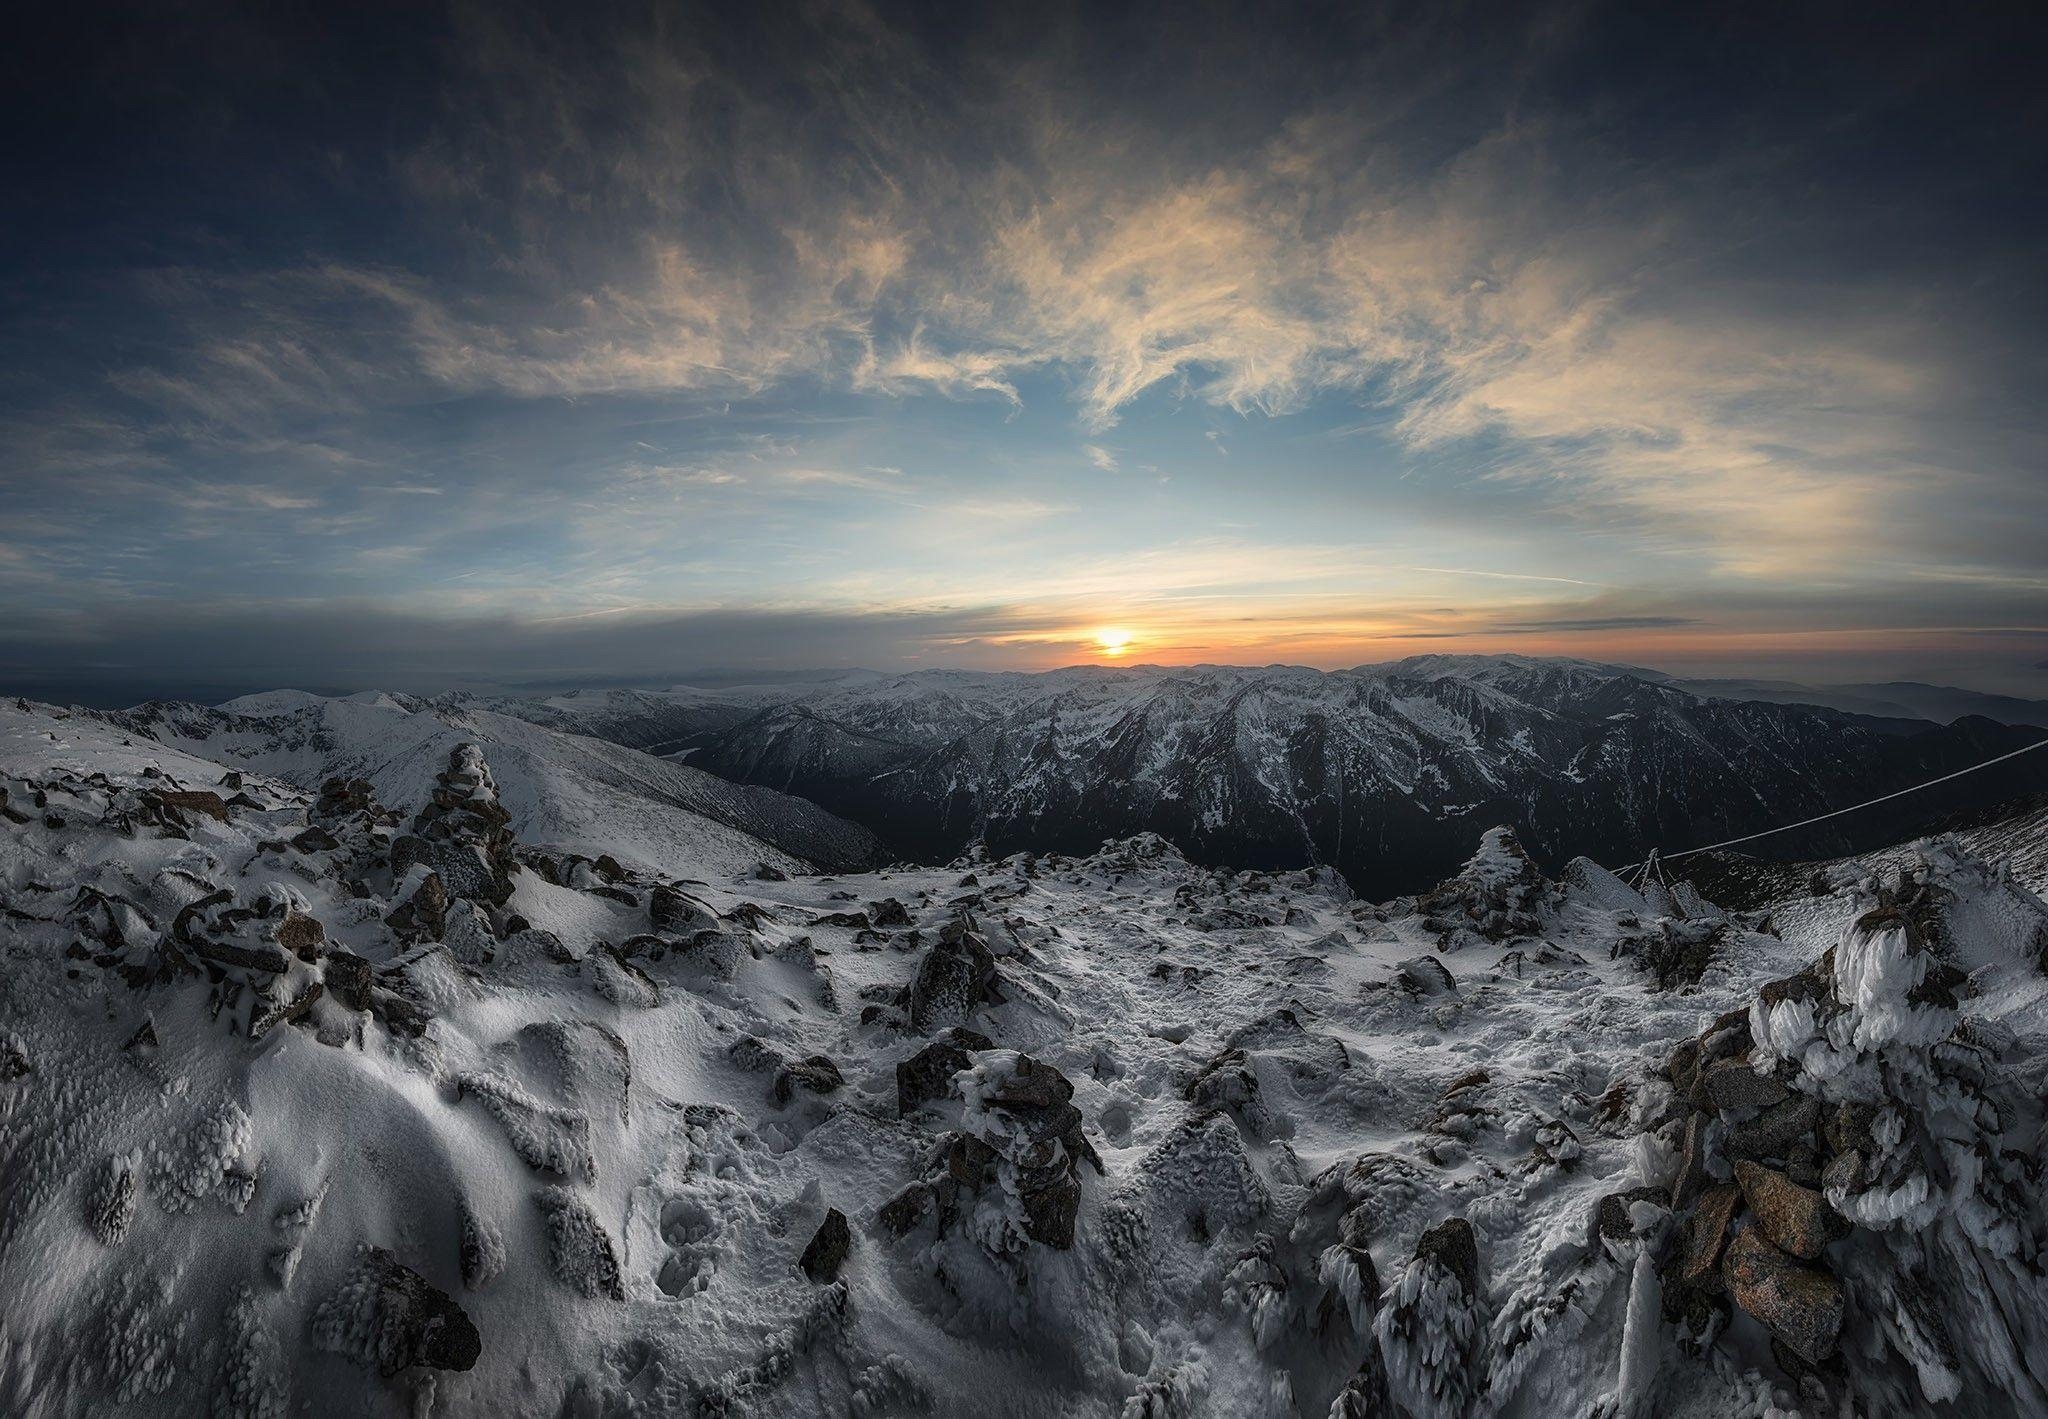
1647;842;2048;1410
310;1247;481;1376
800;1208;851;1283
907;915;997;1032
389;745;518;909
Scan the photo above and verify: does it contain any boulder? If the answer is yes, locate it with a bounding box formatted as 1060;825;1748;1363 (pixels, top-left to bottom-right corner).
908;918;997;1032
1394;956;1456;997
1414;1216;1479;1294
275;911;326;960
1698;1059;1790;1112
1592;1185;1669;1244
157;790;230;823
1721;1226;1843;1364
1680;1182;1740;1286
1734;1161;1833;1260
771;1055;845;1106
897;1040;973;1115
1725;1094;1821;1162
311;1247;482;1375
324;950;373;1012
799;1208;851;1283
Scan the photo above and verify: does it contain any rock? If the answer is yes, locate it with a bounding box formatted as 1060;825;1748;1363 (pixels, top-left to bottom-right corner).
1698;1008;1753;1063
324;950;373;1012
800;1208;851;1282
754;862;788;881
1734;1161;1833;1260
386;872;449;943
1019;1166;1082;1249
877;1181;937;1236
310;1247;482;1375
1725;1094;1821;1162
1592;1185;1669;1244
1671;1113;1711;1209
290;825;340;853
908;918;997;1031
649;884;717;935
0;1031;27;1080
1680;1183;1740;1284
868;897;913;927
1721;1227;1844;1364
1664;1037;1702;1094
771;1054;845;1106
980;1053;1083;1141
897;1040;973;1114
157;789;230;823
1413;1216;1479;1294
1820;1149;1864;1196
275;912;326;960
729;1035;783;1073
1699;1059;1790;1112
1821;1101;1877;1157
249;982;323;1040
1394;955;1456;997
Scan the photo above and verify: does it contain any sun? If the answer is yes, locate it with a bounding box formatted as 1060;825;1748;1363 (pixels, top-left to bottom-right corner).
1093;627;1135;657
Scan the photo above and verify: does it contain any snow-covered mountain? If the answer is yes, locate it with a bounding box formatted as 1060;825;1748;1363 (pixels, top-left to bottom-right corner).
474;657;2048;899
99;689;885;878
5;695;2047;1417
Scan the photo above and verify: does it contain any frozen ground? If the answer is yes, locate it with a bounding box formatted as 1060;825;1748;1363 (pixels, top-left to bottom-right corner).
2;696;2044;1417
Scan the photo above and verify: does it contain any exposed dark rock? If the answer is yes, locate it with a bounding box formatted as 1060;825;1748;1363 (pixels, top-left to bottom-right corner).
1734;1161;1833;1260
771;1054;845;1106
800;1208;852;1283
325;951;373;1012
1672;1113;1712;1209
908;917;997;1032
1592;1186;1669;1244
156;789;230;823
1413;1216;1479;1294
1680;1182;1740;1286
312;1247;482;1375
868;897;913;927
275;912;326;960
1725;1094;1821;1162
1699;1059;1790;1112
1394;955;1456;997
897;1040;973;1115
386;872;449;943
649;884;717;935
291;824;343;854
1722;1226;1844;1364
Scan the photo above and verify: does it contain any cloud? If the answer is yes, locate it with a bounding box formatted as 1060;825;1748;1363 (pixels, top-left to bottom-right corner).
1488;615;1703;634
1084;445;1118;472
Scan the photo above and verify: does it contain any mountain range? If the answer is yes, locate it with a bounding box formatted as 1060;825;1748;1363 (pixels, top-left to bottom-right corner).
451;656;2048;898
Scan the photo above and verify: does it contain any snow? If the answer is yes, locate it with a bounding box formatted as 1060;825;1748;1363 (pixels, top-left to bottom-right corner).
3;693;2047;1417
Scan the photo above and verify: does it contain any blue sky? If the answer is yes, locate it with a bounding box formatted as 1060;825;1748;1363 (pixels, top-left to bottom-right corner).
3;0;2045;701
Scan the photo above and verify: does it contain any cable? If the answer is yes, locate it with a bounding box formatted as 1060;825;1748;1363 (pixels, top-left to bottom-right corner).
1613;735;2048;874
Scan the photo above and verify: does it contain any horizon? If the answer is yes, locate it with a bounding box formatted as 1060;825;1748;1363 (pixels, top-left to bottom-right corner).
17;648;2048;716
5;2;2046;700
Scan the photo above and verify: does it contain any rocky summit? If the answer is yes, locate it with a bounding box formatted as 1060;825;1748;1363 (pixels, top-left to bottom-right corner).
4;693;2048;1418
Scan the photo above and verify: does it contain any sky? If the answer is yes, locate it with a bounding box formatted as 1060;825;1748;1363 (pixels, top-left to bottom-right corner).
3;0;2045;704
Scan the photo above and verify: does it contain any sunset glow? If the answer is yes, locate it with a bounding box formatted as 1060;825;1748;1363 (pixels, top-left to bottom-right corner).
1094;628;1136;657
